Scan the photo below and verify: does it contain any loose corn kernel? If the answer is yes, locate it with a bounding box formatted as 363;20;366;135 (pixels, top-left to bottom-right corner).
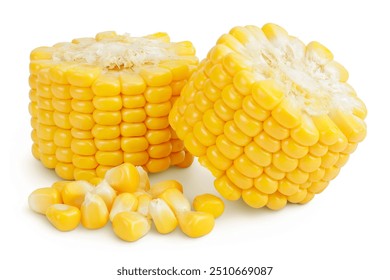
177;211;215;238
136;193;152;218
92;180;116;210
112;212;151;242
109;193;138;221
51;180;71;193
45;204;81;231
80;192;109;229
169;23;367;209
149;198;177;234
158;188;191;214
149;179;183;198
193;194;224;218
61;180;93;208
28;187;62;214
105;163;140;193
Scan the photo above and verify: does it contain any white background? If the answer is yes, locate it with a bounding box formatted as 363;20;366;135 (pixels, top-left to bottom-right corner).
0;0;389;279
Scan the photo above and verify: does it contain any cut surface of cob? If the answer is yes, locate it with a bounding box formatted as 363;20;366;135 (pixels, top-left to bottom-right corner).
169;23;367;210
29;31;198;180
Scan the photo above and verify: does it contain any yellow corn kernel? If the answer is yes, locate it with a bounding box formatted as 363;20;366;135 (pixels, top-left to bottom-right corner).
69;112;95;130
203;109;225;136
136;193;152;218
233;70;256;95
308;181;329;194
306;41;333;64
52;98;71;113
287;188;308;204
55;163;75;180
254;131;281;153
298;154;322;173
193;194;224;218
159;188;191;214
321;151;340;168
214;175;241;201
51;181;71;193
309;168;325;182
226;166;253;190
242;188;268;208
71;128;93;140
145;157;171;173
330;110;366;143
224;120;251;146
28;187;62;214
88;177;104;186
52;84;71;100
263;117;289;140
299;191;315;204
136;166;150;191
93;96;122;111
66;65;101;87
254;173;278;194
61;180;94;208
121;137;149;153
222;52;251;76
105;162;140;193
91;74;120;97
234;110;262;137
312;115;342;145
95;31;117;41
193;122;217;147
92;180;116;210
140;66;172;87
122;95;146;109
71;139;96;156
74;168;97;181
322;166;341;181
149;198;177;234
216;135;243;160
177;211;215;238
214;99;235;121
112;212;151;242
278;179;299;196
252;80;284;110
281;138;309;159
334;153;349;168
80;192;109;229
273;151;298;172
309;142;328;157
286;168;309;185
195;91;213;113
93;110;121;126
264;165;285;180
266;192;287;210
221;84;242;110
46;204;81;231
120;72;146;95
149;180;183;198
272;99;301;129
234;154;263;178
198;156;224;178
109;193;138;221
242;96;270;121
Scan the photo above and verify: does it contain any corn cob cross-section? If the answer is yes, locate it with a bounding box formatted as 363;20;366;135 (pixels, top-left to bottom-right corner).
169;24;367;210
29;31;198;180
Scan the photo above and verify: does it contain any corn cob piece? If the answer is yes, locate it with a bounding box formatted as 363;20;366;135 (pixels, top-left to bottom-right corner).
29;31;198;180
169;23;367;210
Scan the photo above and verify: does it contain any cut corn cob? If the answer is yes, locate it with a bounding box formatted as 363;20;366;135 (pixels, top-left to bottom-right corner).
169;23;367;209
29;31;197;180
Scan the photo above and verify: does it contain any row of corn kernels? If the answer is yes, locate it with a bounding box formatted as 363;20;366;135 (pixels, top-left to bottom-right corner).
28;163;224;241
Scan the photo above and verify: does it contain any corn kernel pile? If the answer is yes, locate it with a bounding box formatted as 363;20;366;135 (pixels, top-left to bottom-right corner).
29;31;197;181
170;23;367;210
28;163;224;241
